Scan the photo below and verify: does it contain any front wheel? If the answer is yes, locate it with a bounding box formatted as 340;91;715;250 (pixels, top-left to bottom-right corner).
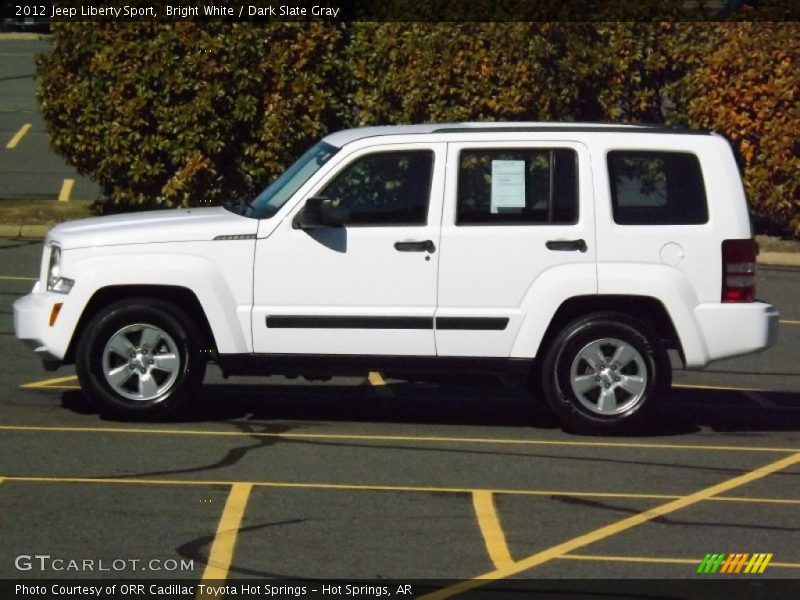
75;298;206;419
539;313;671;434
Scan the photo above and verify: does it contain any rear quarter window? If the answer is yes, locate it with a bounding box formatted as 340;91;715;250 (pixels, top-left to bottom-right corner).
608;151;709;225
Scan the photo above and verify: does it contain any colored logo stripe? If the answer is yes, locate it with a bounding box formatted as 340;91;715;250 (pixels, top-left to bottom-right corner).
697;552;772;574
697;553;726;574
720;553;749;573
744;553;773;574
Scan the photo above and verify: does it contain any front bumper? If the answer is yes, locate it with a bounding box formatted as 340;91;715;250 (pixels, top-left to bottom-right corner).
13;283;65;367
694;301;780;365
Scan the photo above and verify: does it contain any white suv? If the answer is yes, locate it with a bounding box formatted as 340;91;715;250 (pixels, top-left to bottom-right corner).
14;123;780;432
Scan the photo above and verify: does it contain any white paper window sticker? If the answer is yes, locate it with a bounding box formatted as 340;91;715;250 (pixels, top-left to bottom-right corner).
491;160;526;214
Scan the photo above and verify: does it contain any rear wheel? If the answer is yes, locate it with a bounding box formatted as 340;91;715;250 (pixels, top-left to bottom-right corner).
75;298;206;419
540;312;670;434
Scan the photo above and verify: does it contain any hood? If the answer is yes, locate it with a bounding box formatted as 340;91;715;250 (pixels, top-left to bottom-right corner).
48;207;258;250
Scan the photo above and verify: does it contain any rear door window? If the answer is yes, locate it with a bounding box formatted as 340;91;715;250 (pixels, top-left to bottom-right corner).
456;149;578;225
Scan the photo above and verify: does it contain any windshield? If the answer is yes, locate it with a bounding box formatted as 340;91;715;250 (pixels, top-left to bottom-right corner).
244;141;339;219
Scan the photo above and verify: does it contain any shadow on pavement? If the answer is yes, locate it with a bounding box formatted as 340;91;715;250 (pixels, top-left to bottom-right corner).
57;380;800;437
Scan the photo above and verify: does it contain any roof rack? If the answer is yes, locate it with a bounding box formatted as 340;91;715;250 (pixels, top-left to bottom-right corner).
431;125;711;135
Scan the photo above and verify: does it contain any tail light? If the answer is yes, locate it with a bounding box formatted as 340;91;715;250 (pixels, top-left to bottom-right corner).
722;239;757;303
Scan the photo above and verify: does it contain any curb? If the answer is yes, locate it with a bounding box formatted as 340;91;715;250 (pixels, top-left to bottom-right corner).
0;33;51;41
758;251;800;268
0;224;51;238
2;224;798;268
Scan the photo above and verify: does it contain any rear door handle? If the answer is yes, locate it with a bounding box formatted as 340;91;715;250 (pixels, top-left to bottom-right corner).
546;239;587;252
394;240;436;253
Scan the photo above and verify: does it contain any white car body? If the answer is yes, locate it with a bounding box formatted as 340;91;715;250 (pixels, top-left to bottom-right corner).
14;123;780;430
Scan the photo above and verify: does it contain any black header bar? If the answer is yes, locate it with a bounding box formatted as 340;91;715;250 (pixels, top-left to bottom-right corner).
3;0;800;23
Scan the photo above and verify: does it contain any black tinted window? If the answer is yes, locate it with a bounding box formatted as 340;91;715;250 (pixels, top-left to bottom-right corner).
608;151;708;225
321;151;433;225
457;149;578;225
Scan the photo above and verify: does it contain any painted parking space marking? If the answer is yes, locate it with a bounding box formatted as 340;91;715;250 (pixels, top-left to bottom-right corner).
4;476;799;584
673;383;764;393
197;483;252;590
20;373;797;411
421;451;800;599
19;374;79;390
5;123;31;149
0;275;37;281
2;475;799;507
58;178;75;202
5;419;800;454
367;371;394;397
780;320;800;326
472;491;513;569
559;553;800;569
368;371;386;386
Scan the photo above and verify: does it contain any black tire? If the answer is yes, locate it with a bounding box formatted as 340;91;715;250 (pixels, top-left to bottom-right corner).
75;298;206;419
539;312;671;435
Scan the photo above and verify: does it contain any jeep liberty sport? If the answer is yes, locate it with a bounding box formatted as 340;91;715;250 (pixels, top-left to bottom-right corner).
14;123;780;432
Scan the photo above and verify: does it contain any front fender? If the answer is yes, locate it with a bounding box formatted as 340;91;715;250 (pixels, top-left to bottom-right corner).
53;247;252;359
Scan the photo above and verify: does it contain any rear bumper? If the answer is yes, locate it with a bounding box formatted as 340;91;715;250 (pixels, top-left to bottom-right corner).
13;285;64;367
694;301;779;365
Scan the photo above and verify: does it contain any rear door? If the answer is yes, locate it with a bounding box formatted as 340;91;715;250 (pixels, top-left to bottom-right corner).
436;141;596;357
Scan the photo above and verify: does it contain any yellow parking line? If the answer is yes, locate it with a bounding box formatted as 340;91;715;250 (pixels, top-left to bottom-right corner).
58;178;75;203
3;475;799;507
20;375;78;389
421;451;800;599
32;385;81;390
781;320;800;326
0;475;677;496
198;483;252;587
713;495;800;505
368;371;386;386
560;554;800;569
4;422;800;454
367;371;394;398
472;491;513;569
0;275;37;281
673;383;763;392
564;554;696;566
6;123;31;149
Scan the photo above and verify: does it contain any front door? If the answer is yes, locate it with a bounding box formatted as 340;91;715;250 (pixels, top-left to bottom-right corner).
252;143;445;356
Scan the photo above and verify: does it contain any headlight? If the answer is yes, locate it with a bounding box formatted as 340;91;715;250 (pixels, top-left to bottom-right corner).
46;245;61;288
46;245;74;294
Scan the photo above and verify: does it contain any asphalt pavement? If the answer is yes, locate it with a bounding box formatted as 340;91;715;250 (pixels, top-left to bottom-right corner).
1;238;799;595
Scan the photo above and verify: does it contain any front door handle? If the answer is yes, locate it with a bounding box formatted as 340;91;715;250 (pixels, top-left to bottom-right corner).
546;239;587;252
394;240;436;253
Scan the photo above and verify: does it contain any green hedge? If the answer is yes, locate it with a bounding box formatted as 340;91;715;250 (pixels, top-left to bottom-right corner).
37;22;348;209
679;23;800;235
37;20;799;235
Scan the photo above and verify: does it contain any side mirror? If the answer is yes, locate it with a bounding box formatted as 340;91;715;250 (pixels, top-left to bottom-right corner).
292;196;349;229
